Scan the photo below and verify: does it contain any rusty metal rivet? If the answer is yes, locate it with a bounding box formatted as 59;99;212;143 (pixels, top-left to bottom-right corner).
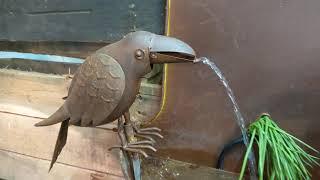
135;49;144;60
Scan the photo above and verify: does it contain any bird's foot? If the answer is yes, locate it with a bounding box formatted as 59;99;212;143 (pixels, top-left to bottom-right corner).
109;140;156;158
109;123;163;158
133;125;163;143
109;113;163;159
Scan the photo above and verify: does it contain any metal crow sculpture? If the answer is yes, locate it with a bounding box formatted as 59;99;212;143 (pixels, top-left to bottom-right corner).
35;31;196;172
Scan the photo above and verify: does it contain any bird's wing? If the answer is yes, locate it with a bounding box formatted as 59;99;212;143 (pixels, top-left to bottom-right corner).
65;53;125;126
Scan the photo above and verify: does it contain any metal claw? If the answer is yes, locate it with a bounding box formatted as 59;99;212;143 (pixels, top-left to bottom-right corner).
138;127;162;132
135;134;156;143
133;125;163;138
128;144;157;152
129;140;154;145
135;131;163;139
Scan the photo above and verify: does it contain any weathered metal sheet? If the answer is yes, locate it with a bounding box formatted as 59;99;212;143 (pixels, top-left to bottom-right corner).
0;0;165;42
151;0;320;177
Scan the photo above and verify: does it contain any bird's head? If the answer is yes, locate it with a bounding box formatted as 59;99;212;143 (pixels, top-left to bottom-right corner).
106;31;197;78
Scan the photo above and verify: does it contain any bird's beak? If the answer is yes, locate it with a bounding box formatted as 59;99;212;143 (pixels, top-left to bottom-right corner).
149;35;197;64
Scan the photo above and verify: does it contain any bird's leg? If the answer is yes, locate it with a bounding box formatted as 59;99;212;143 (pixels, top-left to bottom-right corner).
115;116;134;180
109;112;163;180
123;111;157;157
116;116;128;149
110;113;155;180
109;112;156;158
123;111;144;180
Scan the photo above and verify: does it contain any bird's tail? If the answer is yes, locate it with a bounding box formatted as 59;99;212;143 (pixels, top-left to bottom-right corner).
49;119;70;171
35;105;69;126
34;104;70;171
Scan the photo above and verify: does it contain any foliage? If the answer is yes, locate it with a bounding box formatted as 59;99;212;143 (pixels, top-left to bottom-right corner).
239;114;319;180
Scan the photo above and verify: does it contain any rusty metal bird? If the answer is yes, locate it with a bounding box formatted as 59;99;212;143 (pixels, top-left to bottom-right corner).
34;31;196;173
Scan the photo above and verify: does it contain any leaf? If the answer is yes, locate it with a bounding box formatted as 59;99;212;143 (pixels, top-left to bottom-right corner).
240;114;319;179
239;129;256;180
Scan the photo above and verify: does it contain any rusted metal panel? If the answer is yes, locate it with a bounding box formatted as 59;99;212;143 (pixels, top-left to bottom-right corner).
0;0;165;42
151;0;320;177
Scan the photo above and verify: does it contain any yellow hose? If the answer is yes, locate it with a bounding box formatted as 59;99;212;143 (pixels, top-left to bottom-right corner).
152;0;171;122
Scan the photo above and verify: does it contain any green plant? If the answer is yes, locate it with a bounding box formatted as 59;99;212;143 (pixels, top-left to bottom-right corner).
239;114;319;180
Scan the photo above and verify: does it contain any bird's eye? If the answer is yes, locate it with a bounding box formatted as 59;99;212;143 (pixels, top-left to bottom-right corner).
135;49;145;60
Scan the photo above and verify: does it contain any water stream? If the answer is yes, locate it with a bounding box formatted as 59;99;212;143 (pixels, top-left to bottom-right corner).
199;57;257;179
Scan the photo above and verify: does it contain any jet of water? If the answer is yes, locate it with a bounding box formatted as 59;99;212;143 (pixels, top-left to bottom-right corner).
198;57;257;179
